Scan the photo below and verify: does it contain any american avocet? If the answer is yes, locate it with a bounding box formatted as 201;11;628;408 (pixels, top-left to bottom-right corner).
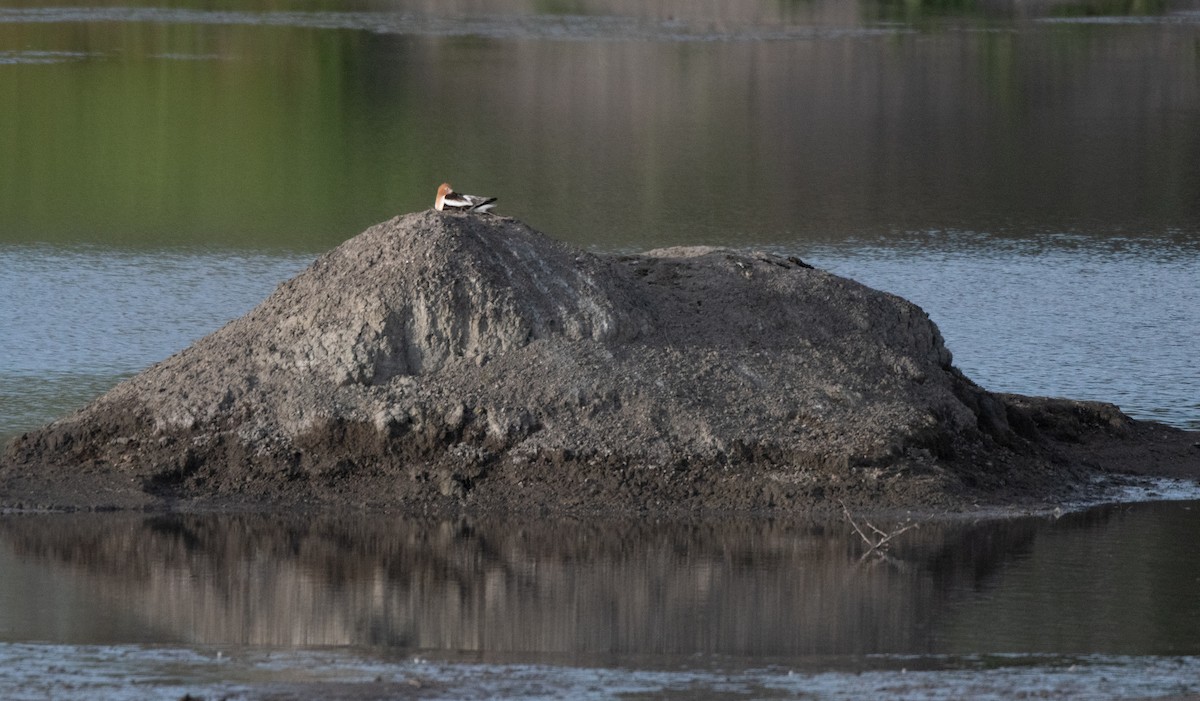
435;182;497;213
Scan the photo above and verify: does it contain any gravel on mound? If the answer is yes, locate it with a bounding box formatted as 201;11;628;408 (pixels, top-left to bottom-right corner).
2;211;1197;514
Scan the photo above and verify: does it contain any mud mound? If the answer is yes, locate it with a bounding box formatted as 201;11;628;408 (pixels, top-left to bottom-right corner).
3;212;1197;514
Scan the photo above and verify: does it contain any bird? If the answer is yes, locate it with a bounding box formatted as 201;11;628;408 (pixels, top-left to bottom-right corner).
435;182;497;213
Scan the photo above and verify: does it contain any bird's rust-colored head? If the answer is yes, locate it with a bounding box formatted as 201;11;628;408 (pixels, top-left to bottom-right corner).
434;182;453;210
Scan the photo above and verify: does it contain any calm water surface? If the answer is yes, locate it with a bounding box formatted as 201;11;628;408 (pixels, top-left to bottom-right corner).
1;502;1200;699
1;0;1198;436
2;1;1199;697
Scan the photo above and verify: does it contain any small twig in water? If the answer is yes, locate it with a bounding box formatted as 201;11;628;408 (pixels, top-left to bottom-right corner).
840;500;919;552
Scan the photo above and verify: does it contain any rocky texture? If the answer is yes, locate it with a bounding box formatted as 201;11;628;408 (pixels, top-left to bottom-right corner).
2;211;1197;514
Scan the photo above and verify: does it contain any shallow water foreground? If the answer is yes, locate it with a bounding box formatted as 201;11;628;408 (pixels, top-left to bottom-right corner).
1;501;1198;700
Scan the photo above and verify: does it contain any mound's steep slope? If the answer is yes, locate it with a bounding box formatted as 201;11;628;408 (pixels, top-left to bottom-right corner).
3;212;1189;513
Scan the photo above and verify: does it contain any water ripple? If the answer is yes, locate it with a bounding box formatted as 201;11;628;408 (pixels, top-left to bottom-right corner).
0;644;1196;701
0;7;909;42
0;50;95;65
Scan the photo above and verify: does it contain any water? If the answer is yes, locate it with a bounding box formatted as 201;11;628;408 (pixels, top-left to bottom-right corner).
2;0;1198;437
2;1;1199;697
1;502;1199;698
2;1;1199;249
0;245;310;437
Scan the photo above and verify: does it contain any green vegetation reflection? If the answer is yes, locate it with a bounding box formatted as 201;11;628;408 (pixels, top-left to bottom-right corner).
2;1;1198;252
0;20;427;250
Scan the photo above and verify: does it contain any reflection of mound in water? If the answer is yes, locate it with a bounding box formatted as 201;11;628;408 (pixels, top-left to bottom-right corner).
0;512;1043;654
2;211;1195;514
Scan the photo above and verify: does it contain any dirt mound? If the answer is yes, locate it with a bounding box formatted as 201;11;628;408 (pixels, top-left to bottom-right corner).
3;212;1197;514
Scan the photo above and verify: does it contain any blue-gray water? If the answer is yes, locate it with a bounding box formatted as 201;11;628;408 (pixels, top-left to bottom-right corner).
2;1;1199;698
0;245;310;440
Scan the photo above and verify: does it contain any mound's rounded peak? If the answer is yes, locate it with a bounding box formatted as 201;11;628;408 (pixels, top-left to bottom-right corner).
143;211;954;392
314;210;592;279
220;211;636;385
